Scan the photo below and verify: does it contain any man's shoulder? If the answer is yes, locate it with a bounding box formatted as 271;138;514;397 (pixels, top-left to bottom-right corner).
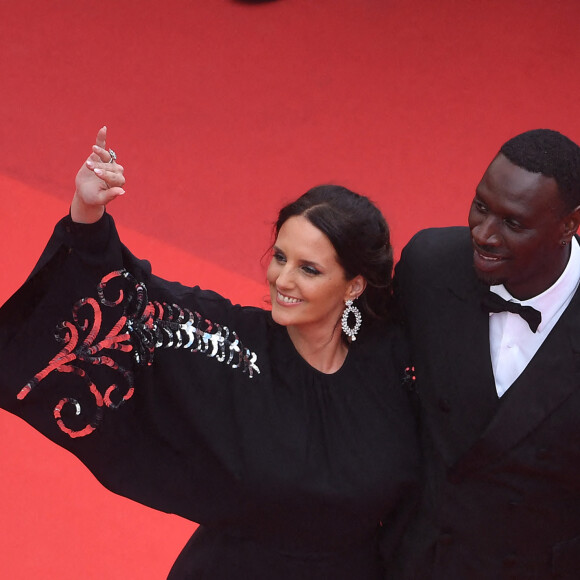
395;226;476;296
408;226;470;247
402;226;471;261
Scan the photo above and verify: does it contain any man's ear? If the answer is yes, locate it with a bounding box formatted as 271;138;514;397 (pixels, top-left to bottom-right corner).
561;205;580;244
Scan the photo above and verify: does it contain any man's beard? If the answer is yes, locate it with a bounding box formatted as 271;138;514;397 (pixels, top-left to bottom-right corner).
472;263;506;287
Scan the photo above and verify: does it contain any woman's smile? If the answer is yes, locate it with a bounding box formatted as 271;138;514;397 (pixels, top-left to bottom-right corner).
276;291;303;305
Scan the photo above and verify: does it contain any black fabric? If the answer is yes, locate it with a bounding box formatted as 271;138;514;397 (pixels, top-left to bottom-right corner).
391;226;580;580
0;213;420;579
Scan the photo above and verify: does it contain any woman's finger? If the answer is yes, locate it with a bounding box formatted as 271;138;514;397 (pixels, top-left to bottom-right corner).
92;164;126;187
92;144;118;164
87;160;125;176
95;126;107;150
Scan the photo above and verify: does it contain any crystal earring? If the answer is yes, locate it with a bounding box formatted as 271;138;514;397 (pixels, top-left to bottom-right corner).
341;299;362;341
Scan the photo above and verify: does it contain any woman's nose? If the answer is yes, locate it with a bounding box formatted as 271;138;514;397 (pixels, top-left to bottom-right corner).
275;265;294;288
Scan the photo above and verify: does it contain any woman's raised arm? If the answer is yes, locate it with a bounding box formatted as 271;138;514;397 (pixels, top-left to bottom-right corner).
71;126;126;223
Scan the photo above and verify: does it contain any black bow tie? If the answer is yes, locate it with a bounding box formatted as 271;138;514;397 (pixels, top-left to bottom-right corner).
481;291;542;333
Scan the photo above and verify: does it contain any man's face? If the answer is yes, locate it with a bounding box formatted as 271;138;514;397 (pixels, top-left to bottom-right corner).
468;153;572;300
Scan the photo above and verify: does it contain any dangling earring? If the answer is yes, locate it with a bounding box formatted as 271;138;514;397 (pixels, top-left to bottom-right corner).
341;299;362;341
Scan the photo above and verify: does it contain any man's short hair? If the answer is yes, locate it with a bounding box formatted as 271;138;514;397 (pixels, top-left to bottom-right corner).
500;129;580;211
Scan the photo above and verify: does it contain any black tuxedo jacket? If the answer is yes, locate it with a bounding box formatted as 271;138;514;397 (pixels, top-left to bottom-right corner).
389;226;580;580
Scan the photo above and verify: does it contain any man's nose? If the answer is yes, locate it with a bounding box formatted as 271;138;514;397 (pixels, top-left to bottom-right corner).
472;216;501;246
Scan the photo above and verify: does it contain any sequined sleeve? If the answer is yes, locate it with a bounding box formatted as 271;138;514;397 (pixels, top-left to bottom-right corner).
0;213;269;523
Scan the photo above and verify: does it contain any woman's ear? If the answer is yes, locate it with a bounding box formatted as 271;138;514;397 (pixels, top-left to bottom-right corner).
346;275;367;301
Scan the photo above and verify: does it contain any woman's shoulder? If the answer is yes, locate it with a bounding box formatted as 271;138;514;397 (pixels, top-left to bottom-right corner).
348;320;409;375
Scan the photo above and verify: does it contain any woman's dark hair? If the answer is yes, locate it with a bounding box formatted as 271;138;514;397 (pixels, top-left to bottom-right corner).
274;184;394;322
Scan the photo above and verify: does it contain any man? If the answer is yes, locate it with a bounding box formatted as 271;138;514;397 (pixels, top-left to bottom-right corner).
391;129;580;579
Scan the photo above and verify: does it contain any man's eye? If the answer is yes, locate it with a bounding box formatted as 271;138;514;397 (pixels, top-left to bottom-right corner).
504;219;523;230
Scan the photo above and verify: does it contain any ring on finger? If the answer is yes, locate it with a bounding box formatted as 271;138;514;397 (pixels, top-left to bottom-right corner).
108;149;117;164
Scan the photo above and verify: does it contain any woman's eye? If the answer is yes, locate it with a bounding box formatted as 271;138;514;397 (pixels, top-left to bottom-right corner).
273;251;286;263
302;265;321;276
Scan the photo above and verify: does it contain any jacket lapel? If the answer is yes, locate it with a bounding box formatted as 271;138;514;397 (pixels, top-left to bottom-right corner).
427;276;500;466
451;290;580;478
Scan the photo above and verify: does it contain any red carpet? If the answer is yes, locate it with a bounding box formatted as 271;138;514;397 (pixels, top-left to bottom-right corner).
1;0;580;577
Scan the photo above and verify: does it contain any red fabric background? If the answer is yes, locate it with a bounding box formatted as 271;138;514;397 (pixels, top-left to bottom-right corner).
1;0;579;577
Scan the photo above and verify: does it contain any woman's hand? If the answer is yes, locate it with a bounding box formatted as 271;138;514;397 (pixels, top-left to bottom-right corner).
71;126;126;223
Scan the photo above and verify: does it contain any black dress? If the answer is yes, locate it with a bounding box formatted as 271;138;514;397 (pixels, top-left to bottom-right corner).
0;213;419;579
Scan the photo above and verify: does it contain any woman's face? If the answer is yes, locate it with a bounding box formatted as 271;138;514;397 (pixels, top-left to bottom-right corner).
267;215;364;333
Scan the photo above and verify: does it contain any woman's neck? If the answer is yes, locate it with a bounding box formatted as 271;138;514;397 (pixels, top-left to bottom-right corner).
286;323;348;374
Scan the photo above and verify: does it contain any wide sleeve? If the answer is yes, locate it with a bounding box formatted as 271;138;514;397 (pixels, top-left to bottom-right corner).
0;212;270;526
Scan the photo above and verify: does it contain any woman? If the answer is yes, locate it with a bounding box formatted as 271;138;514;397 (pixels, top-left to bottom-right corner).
0;128;418;578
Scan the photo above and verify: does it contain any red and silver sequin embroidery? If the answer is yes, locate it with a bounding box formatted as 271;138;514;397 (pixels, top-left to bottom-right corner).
18;269;260;438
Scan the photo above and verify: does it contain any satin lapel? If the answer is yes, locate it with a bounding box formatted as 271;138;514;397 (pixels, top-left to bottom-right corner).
430;278;499;466
444;282;496;395
452;294;580;479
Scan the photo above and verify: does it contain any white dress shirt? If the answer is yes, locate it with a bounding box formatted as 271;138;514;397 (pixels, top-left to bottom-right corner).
489;238;580;397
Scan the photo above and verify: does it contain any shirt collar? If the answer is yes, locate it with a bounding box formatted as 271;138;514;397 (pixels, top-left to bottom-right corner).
491;237;580;332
